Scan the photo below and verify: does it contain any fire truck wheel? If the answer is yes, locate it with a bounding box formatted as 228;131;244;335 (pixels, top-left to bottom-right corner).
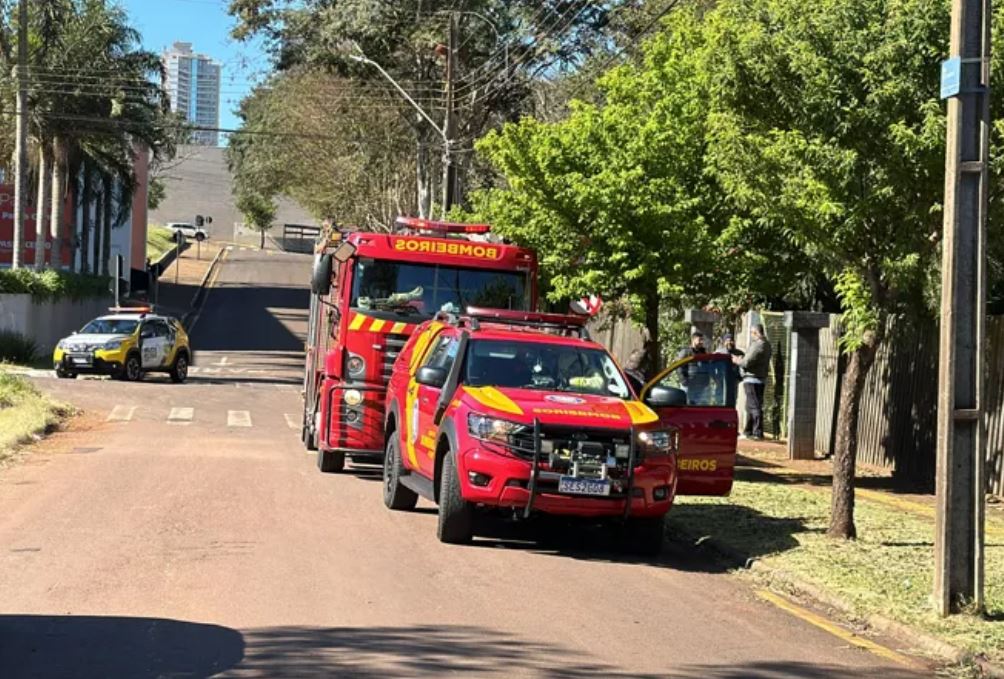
437;448;473;544
317;448;345;473
383;434;418;510
620;516;666;557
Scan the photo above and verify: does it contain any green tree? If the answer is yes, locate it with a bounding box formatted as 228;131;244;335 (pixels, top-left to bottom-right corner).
466;7;719;372
228;0;622;216
236;190;277;250
698;0;998;538
227;70;417;229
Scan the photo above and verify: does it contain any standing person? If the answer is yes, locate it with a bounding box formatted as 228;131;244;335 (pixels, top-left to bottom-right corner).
733;323;772;440
622;348;647;394
716;333;744;359
677;329;706;360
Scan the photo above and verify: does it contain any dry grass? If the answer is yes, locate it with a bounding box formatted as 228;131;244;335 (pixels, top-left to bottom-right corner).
668;480;1004;662
0;373;72;461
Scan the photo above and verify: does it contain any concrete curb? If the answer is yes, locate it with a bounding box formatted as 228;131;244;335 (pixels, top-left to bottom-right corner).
182;247;226;329
672;528;1004;676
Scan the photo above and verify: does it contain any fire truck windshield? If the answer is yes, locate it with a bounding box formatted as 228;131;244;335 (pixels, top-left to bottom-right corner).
351;258;529;315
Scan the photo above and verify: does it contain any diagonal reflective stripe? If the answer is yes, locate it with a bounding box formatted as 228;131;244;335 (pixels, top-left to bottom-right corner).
349;313;366;331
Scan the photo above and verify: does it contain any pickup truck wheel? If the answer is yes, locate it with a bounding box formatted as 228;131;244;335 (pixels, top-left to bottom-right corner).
383;435;418;510
436;448;473;544
620;516;666;556
317;448;345;473
55;366;76;379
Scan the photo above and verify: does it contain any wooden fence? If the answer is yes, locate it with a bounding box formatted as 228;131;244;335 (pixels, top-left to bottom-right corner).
814;315;1004;494
590;307;1004;495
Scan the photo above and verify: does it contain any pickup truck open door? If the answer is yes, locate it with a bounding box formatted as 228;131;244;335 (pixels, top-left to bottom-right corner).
642;354;738;496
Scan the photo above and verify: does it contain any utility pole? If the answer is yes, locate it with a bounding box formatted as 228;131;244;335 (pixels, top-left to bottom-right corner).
11;0;28;270
442;12;459;213
934;0;990;616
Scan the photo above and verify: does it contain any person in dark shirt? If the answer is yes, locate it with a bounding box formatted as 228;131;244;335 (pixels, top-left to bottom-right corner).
677;329;706;360
733;324;772;440
716;333;744;359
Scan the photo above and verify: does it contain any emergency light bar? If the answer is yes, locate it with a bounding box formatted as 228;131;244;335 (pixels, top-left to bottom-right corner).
461;307;591;339
108;306;152;314
395;216;492;235
464;307;588;328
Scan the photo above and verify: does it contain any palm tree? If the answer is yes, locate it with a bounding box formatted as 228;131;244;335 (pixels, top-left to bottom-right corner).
1;0;176;273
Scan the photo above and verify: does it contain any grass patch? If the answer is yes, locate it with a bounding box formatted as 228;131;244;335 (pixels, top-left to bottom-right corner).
147;225;177;261
0;269;110;302
0;372;70;460
669;480;1004;662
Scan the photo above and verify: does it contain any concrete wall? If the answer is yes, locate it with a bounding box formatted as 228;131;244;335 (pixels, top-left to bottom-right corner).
149;145;317;240
0;293;111;356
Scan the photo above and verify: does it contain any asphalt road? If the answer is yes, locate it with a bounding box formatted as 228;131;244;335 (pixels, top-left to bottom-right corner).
0;248;933;678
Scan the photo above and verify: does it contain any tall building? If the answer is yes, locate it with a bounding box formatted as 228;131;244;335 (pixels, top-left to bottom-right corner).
162;42;221;146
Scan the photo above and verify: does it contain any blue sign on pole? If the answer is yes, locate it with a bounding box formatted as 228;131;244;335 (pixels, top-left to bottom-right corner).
941;57;962;99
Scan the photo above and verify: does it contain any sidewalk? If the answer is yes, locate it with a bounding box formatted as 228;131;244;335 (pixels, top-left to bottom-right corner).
148;248;217;323
667;439;1004;669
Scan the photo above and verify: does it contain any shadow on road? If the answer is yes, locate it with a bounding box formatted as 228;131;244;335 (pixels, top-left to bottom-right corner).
665;503;813;567
0;614;243;678
0;616;922;678
190;283;309;353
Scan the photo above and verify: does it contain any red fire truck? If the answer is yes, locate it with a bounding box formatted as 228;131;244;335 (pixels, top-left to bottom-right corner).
302;217;539;473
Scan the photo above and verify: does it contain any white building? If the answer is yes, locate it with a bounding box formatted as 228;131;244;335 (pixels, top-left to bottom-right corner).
162;42;221;146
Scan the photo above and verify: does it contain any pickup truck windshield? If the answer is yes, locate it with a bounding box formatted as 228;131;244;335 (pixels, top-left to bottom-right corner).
351;258;529;315
465;339;631;399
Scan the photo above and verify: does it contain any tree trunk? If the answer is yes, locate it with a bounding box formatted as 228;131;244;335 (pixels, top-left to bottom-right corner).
34;144;51;268
643;293;661;378
49;136;65;269
101;173;113;276
260;228;265;249
92;184;103;276
79;160;91;274
827;340;879;539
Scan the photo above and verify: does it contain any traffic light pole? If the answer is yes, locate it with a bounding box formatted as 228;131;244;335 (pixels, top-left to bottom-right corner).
934;0;990;616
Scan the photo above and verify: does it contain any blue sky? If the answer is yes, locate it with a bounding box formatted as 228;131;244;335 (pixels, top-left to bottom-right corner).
120;0;271;137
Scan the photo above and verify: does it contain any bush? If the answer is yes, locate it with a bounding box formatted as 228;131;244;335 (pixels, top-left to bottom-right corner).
0;330;38;365
0;269;109;302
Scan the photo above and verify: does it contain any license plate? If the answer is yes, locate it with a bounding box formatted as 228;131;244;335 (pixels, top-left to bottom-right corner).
558;476;611;496
71;356;92;366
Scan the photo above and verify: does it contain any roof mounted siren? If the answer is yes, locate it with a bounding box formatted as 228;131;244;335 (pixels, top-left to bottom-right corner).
394;216;493;240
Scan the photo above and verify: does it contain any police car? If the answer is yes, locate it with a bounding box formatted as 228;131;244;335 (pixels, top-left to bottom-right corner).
53;307;192;383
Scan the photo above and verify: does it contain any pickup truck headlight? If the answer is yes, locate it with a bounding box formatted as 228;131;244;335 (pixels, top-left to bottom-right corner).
56;339;67;350
638;429;677;457
468;413;524;443
101;339;124;351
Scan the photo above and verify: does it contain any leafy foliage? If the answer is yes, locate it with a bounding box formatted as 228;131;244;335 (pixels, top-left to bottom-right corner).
464;7;719;359
0;268;109;302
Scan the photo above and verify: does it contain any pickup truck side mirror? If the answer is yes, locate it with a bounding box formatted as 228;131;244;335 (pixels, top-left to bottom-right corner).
645;385;687;408
416;366;448;388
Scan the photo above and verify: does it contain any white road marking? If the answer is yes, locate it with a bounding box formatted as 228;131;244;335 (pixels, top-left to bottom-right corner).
168;407;194;425
213;356;229;366
228;410;252;428
284;413;299;430
107;405;136;422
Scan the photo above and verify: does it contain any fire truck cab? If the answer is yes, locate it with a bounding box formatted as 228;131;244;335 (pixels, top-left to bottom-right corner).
302;217;538;473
